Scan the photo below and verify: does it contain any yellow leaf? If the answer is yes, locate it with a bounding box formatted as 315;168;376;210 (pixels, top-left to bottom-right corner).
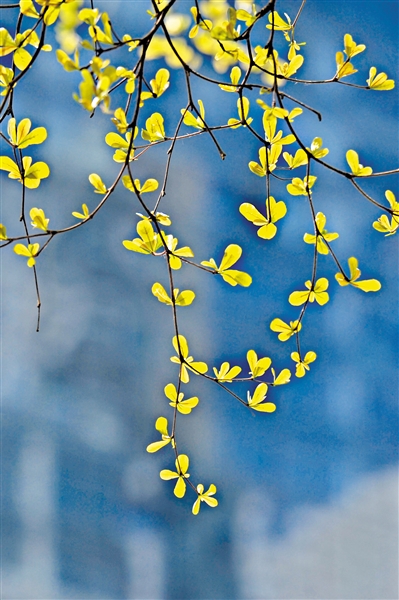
239;203;267;226
14;47;33;71
221;270;252;287
105;132;129;149
56;49;79;72
140;178;159;193
8;117;47;148
219;243;242;271
14;242;39;267
272;368;291;385
0;156;20;178
72;204;89;219
152;68;170;96
30;207;49;231
175;290;195;306
141;112;165;142
152;282;172;305
335;257;381;292
287;176;317;196
89;173;107;193
266;11;292;31
20;0;39;18
251;402;276;413
247;350;271;378
146;439;170;453
283;149;308;169
346;150;372;176
343;34;365;58
367;66;395;91
270;318;302;341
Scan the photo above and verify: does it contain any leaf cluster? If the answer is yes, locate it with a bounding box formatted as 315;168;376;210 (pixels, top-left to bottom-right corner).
0;0;397;513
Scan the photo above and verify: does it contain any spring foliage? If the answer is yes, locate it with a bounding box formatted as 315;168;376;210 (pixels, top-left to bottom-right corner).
0;0;397;515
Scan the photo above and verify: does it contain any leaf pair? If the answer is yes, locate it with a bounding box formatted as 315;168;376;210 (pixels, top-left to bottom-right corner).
303;212;339;254
306;137;329;160
249;145;282;176
373;191;399;236
164;383;199;415
270;318;302;341
289;278;329;306
201;244;252;287
146;417;174;453
30;207;49;231
287;176;317;196
263;112;295;146
14;242;40;267
123;220;162;255
247;350;271;377
122;176;158;194
335;257;381;292
291;351;317;378
181;99;206;129
346;150;372;176
0;27;51;70
160;454;190;498
0;156;49;189
219;66;241;92
141;113;165;142
170;335;208;383
228;97;253;128
192;484;218;515
7;118;47;148
164;235;194;270
189;7;212;39
240;197;287;240
140;68;170;104
152;282;195;307
213;362;241;382
367;67;395;91
247;383;276;412
105;129;137;162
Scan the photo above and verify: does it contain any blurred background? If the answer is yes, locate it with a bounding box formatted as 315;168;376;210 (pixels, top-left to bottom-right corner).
1;1;398;598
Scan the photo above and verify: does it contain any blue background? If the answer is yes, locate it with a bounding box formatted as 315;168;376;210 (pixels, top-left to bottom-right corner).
1;1;398;598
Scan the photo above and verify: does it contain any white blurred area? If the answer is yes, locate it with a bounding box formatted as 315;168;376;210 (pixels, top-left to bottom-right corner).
3;434;166;600
3;430;397;599
234;468;398;600
4;434;58;599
